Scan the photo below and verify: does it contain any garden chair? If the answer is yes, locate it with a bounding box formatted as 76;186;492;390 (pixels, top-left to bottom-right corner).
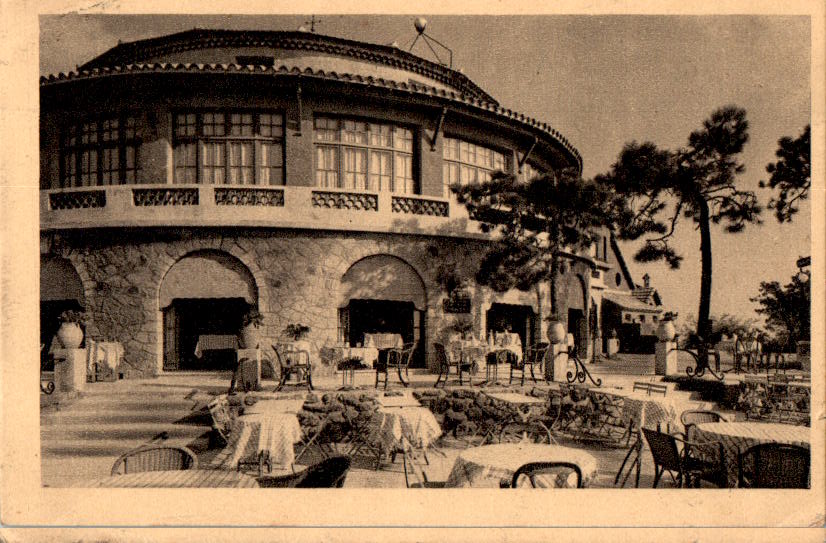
376;342;415;389
680;410;723;441
272;344;313;392
257;455;352;488
504;461;583;488
111;445;198;476
433;342;473;387
641;428;726;488
341;405;386;470
402;440;446;488
738;443;810;488
510;343;548;386
207;395;234;446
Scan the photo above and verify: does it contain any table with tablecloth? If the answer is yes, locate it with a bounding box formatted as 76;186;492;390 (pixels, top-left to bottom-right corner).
82;469;260;488
374;398;443;452
692;421;810;487
445;443;598;488
364;333;404;350
339;346;380;368
210;412;302;473
194;335;239;358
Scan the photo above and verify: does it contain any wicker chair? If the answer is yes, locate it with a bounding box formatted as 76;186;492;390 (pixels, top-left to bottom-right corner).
111;445;198;476
272;344;313;392
433;342;473;387
680;410;723;441
207;396;234;446
504;461;583;488
376;342;415;389
738;443;810;488
510;343;548;386
641;428;726;488
256;455;352;488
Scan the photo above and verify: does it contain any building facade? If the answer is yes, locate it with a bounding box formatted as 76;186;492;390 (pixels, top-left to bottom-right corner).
40;29;641;377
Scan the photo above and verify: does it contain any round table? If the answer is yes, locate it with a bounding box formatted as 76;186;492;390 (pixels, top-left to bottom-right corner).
377;406;442;450
692;421;810;487
445;443;598;488
211;412;302;473
84;470;260;488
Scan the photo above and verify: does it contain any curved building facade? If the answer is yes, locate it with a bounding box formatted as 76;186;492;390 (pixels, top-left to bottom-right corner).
40;29;640;377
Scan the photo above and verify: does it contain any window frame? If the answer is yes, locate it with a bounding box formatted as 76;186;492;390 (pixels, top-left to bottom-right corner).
442;135;509;196
172;109;285;186
312;115;418;194
60;113;141;188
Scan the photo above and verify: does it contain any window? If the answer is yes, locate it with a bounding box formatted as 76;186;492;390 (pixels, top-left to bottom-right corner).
519;162;541;183
172;111;284;185
442;137;507;196
313;117;416;193
61;115;140;187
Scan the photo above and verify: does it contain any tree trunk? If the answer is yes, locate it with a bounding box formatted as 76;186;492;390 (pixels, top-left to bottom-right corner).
697;199;713;340
549;253;559;319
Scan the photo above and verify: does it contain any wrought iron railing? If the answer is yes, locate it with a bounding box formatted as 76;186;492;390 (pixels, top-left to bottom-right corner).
132;188;199;206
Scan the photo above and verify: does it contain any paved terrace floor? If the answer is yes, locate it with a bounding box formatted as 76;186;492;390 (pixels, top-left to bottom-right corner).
41;353;765;489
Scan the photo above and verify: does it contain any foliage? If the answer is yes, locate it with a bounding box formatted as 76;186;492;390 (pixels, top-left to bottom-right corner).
241;308;263;328
452;168;614;319
750;273;810;349
598;106;762;338
283;323;311;340
760;125;810;223
58;310;87;325
447;315;474;337
676;313;761;347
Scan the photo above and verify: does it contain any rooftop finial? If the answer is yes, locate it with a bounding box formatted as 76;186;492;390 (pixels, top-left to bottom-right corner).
304;15;321;33
408;17;453;69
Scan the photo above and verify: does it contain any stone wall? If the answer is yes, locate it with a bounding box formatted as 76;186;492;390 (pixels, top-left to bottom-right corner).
44;227;592;378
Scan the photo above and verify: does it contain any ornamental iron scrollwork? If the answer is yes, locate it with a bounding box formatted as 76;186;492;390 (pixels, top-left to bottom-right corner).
215;188;285;206
391;196;448;217
49;190;106;210
673;343;725;381
565;346;602;387
311;191;378;211
133;188;199;206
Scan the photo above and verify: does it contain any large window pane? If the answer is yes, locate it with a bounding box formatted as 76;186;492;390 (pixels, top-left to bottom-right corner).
202;113;225;136
342;120;368;145
394;154;413;194
229;142;254;184
174;143;197;183
202;142;225;184
316;146;339;188
369;150;391;191
315;117;339;142
343;148;367;190
259;142;283;185
101;147;119;184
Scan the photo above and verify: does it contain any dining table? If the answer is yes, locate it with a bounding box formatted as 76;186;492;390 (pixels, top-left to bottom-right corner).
194;334;239;358
691;421;810;487
375;394;443;454
445;442;599;488
83;469;260;488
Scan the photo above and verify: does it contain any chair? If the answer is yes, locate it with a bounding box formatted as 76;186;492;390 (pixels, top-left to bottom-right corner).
641;428;725;488
207;396;234;446
111;445;198;476
504;462;584;488
402;440;446;488
510;343;548;386
272;344;313;392
257;456;352;488
738;443;810;488
376;342;415;389
680;410;723;441
433;343;473;387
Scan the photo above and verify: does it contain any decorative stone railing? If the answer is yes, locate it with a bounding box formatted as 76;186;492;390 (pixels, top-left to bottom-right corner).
133;188;198;206
215;187;285;206
311;190;378;211
391;195;449;217
49;189;106;210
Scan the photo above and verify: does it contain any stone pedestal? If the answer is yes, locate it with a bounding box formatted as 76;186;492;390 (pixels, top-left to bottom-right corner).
53;348;87;393
546;343;569;382
654;341;678;376
236;348;262;391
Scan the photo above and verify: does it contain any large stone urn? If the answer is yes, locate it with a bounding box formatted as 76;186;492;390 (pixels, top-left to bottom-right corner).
656;319;676;342
547;320;567;345
56;322;84;349
239;324;261;349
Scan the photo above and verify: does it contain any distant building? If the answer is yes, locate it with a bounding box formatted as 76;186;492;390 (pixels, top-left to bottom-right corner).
40;28;646;376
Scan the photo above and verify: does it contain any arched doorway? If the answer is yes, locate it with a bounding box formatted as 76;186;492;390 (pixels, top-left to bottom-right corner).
338;255;427;367
566;274;588;357
159;250;258;371
40;256;85;369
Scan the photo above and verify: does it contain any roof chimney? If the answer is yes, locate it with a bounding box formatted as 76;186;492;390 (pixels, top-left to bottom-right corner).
642;273;650;288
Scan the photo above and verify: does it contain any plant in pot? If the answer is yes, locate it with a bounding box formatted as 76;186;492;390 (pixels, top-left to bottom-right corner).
56;310;87;349
449;316;474;341
283;323;311;342
239;308;264;349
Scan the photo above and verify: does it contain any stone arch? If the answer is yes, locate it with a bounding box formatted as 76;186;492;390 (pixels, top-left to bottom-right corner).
158;249;259;309
337;254;427;311
41;256;85;304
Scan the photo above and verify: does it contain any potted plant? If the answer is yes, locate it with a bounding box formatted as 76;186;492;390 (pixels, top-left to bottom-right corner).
283;323;311;342
56;310;87;349
239;308;264;349
448;316;474;340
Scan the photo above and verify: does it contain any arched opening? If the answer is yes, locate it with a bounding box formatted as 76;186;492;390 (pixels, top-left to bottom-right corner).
565;274;588;357
485;303;537;352
159;250;258;371
338;255;427;368
40;256;85;370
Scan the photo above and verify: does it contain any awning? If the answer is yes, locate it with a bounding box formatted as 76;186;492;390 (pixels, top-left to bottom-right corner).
602;291;662;314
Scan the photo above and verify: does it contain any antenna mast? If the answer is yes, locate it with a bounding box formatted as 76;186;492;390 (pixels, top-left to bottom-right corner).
408;17;453;68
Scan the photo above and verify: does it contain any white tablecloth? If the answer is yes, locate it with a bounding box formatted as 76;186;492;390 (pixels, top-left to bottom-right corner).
340;346;380;367
445;443;599;488
84;470;259;488
692;421;810;487
376;405;442;451
364;333;403;350
194;335;239;358
211;412;302;471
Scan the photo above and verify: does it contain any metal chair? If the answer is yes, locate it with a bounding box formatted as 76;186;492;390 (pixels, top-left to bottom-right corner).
505;461;583;488
680;410;723;441
257;455;352;488
641;427;726;488
111;445;198;476
433;342;473;387
510;343;548;386
376;342;415;389
738;443;810;488
207;396;234;446
402;440;446;488
272;344;313;391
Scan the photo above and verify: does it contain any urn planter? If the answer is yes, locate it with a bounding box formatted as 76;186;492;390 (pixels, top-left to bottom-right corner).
56;322;84;349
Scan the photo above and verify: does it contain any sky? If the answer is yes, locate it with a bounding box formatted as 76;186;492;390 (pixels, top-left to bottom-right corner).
38;13;813;330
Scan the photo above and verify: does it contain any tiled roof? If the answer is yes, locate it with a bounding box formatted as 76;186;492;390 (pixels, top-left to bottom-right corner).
40;62;582;170
77;29;496;104
631;287;656;303
602;291;662;313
